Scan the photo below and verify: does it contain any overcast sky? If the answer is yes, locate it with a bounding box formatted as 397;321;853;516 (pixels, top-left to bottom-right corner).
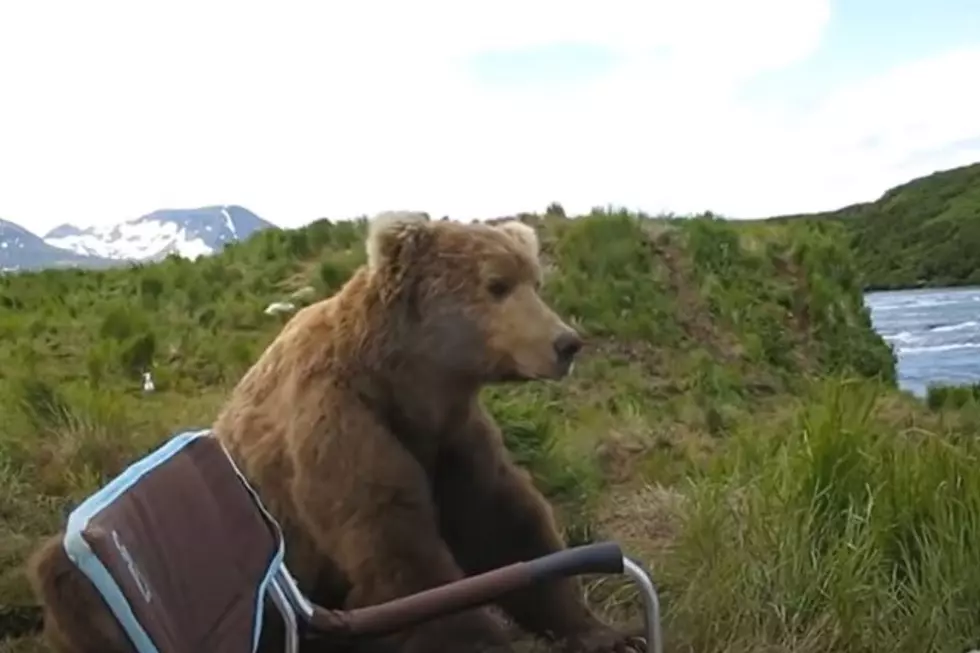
1;0;979;232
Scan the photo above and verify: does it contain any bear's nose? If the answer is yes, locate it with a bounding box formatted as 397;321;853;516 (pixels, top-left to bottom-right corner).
553;330;584;363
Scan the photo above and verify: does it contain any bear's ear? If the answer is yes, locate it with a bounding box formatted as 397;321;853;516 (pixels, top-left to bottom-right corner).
366;210;431;269
495;220;539;260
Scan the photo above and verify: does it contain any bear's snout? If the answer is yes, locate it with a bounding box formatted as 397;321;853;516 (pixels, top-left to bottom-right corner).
553;329;584;368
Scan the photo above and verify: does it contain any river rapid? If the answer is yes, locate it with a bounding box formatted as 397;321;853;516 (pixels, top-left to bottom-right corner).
864;286;980;396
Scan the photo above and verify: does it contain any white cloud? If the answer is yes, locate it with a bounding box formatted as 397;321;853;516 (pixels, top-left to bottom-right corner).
0;0;977;232
741;46;980;216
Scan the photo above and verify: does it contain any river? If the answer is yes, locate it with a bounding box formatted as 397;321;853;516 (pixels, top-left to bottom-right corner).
864;286;980;396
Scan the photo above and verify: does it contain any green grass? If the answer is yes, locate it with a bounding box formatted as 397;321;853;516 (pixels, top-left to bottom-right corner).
661;378;980;652
6;207;977;652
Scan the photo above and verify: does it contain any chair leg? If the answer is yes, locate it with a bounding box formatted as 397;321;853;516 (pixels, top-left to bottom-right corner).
622;558;663;653
269;580;300;653
275;566;316;620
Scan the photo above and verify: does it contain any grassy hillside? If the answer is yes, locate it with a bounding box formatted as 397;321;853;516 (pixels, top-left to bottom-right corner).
4;209;980;652
765;161;980;290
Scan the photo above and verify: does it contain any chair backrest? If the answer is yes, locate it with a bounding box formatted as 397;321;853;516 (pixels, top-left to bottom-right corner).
62;430;287;653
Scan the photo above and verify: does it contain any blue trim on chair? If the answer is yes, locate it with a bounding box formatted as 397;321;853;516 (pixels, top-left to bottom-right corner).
62;429;211;653
61;428;290;653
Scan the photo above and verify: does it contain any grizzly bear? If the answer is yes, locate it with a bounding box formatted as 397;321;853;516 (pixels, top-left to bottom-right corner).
27;211;637;653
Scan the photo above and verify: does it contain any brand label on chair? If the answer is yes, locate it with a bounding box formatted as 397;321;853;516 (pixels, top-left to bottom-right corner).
112;529;153;604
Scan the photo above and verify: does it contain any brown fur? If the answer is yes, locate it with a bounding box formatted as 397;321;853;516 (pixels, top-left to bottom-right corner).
28;212;635;653
26;534;136;653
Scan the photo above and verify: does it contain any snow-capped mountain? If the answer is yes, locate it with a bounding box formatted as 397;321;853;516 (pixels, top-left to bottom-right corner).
44;205;276;262
0;219;116;272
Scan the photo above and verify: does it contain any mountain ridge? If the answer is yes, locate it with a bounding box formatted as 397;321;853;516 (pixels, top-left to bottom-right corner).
5;158;980;289
0;205;277;271
0;218;118;272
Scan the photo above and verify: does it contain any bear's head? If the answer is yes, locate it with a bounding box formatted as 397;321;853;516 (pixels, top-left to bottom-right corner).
365;211;583;384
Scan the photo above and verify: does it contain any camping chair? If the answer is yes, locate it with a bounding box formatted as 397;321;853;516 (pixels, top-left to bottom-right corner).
61;429;664;653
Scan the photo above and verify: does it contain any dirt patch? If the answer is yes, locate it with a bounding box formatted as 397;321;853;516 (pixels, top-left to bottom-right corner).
594;430;651;484
648;229;715;346
592;483;685;562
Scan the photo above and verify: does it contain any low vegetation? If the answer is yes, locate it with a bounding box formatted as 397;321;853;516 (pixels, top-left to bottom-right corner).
764;161;980;291
2;207;977;652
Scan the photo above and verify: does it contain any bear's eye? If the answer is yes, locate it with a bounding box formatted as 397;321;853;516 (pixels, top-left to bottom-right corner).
487;278;513;299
